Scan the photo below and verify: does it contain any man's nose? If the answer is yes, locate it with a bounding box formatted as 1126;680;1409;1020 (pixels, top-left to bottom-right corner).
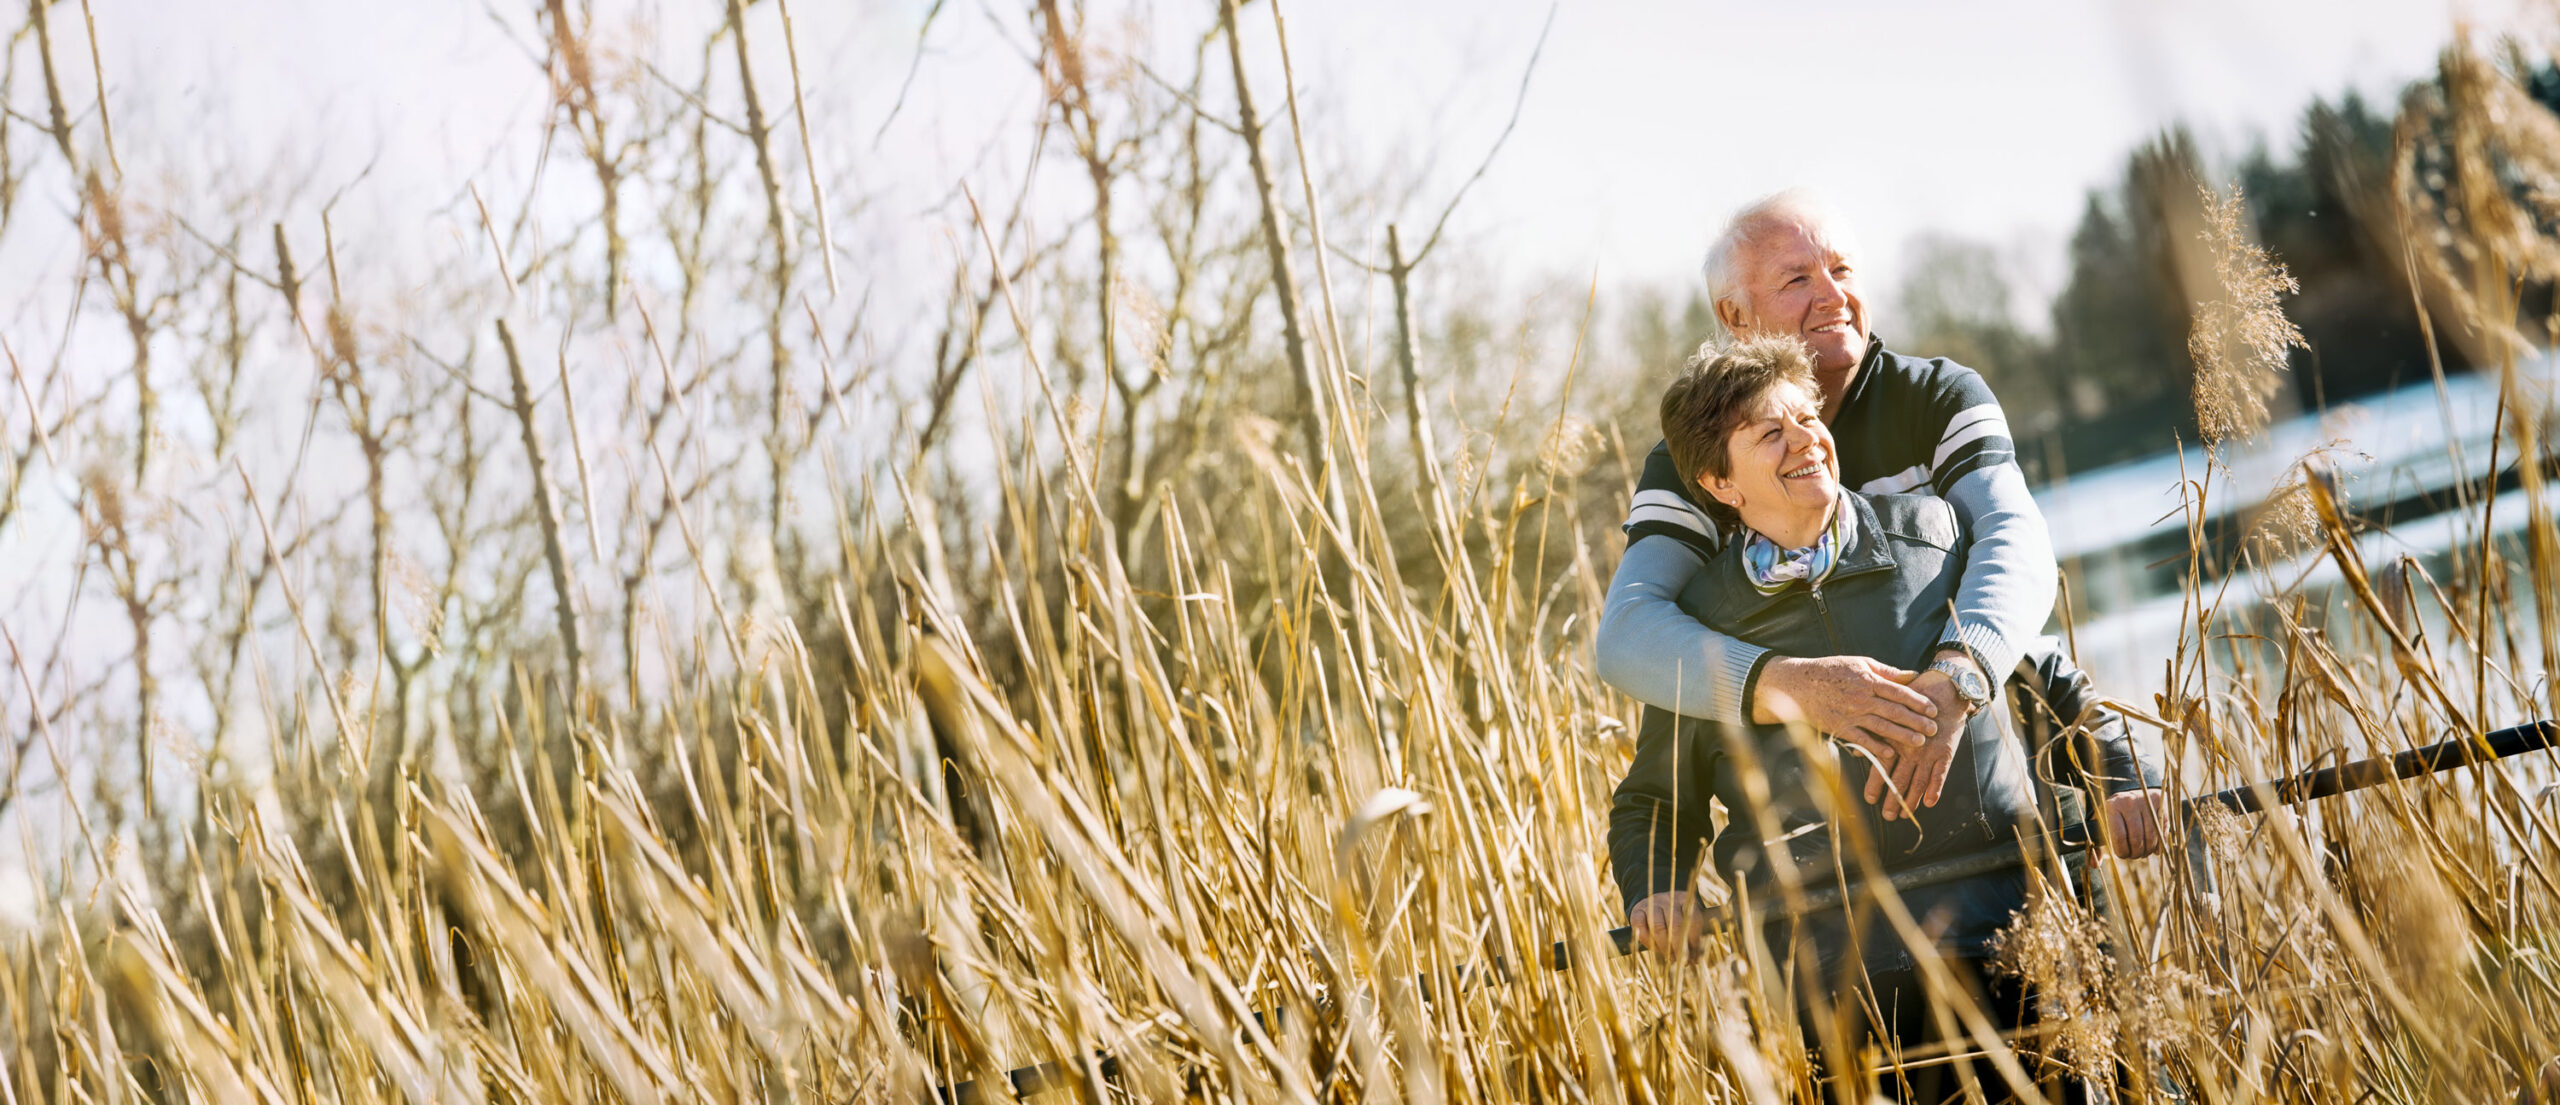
1809;269;1846;306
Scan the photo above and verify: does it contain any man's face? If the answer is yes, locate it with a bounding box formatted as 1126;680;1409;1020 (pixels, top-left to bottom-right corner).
1721;221;1868;375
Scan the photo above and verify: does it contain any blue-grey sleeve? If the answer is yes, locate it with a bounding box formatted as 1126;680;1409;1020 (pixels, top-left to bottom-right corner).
1938;465;2058;691
1595;535;1765;724
1622;439;1725;559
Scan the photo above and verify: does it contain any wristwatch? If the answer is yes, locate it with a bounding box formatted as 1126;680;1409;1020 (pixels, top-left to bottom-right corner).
1928;653;1991;716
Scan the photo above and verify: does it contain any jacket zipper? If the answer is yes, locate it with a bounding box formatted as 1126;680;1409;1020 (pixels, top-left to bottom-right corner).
1808;576;1895;849
1808;580;1846;654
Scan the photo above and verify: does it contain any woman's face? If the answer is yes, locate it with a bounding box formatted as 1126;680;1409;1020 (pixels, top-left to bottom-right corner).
1702;379;1840;536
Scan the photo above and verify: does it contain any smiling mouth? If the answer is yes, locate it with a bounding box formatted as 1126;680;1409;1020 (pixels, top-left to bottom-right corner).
1783;461;1826;479
1808;321;1853;335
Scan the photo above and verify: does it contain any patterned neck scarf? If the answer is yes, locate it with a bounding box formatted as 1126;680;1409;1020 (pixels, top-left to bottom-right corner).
1740;498;1852;595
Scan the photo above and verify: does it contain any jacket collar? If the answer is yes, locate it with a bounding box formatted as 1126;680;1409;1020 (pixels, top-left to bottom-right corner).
1711;493;1897;621
1826;493;1898;578
1831;334;1888;416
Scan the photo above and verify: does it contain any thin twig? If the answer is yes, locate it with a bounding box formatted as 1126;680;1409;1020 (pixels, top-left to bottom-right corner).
496;317;585;703
1133;58;1244;139
639;59;752;137
3;337;56;468
4;622;105;878
554;334;604;563
236;461;364;776
470;182;520;303
75;0;115;178
773;0;837;297
871;0;946;147
1381;2;1555;274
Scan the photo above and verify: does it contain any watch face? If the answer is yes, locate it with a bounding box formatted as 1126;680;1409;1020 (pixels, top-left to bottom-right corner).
1937;661;1988;705
1958;671;1989;704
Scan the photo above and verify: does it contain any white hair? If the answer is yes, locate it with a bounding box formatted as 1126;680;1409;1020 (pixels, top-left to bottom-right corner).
1701;191;1861;335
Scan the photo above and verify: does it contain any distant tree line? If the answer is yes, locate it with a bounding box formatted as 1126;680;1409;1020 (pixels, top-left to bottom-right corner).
1895;62;2560;483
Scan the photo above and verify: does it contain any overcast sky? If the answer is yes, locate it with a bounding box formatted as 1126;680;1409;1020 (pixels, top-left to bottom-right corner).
39;0;2535;325
0;0;2544;921
1403;0;2528;294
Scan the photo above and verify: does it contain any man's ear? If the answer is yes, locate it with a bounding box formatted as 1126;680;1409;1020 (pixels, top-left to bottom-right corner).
1713;296;1751;336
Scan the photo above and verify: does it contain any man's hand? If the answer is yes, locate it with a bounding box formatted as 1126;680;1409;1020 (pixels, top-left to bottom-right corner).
1879;668;1969;820
1754;655;1937;748
2103;788;2166;859
1833;727;1903;798
1629;891;1708;957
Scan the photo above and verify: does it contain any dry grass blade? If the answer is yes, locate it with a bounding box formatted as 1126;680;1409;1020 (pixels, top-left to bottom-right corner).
419;799;676;1105
9;5;2560;1104
102;898;287;1105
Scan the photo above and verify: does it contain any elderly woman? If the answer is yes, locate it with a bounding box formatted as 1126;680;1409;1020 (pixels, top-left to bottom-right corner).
1608;336;2145;1102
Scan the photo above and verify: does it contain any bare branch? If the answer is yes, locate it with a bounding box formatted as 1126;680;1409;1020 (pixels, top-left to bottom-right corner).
872;0;947;148
4;337;57;469
639;59;752;137
774;0;838;297
553;335;604;564
469;182;520;303
28;0;82;174
1405;2;1555;269
75;0;116;178
495;318;585;703
1134;59;1244;140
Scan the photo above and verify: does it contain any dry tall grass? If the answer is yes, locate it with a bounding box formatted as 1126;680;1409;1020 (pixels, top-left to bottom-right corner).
3;6;2559;1105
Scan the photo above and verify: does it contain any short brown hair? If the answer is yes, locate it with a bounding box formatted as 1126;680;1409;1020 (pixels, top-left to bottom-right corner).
1658;336;1819;526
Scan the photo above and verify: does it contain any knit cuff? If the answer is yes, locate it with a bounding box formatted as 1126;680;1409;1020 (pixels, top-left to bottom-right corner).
1940;619;2022;694
1733;642;1776;721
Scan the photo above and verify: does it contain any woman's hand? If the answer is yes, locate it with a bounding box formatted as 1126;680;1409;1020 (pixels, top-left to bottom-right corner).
2103;788;2166;858
1755;654;1938;748
1629;891;1708;958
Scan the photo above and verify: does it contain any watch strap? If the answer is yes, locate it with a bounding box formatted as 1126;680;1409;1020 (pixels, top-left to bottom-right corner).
1933;640;1989;675
1929;654;1991;710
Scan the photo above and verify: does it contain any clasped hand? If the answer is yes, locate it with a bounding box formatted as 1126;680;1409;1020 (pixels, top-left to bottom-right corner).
1755;654;2171;857
1755;654;1964;821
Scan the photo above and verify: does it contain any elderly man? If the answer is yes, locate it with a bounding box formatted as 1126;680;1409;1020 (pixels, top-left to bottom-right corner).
1596;193;2167;953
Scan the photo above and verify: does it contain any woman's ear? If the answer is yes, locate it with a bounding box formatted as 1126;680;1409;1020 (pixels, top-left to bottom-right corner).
1700;474;1741;510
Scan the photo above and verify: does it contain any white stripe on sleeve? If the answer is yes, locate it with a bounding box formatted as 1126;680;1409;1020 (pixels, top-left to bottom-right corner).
1629;488;1711;520
1932;408;2011;471
1627;503;1715;536
1938;404;2003;441
1858;464;1930;495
